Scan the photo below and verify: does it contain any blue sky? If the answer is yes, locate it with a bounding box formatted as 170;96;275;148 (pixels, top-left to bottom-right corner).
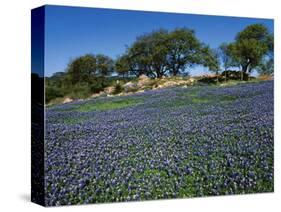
44;5;273;77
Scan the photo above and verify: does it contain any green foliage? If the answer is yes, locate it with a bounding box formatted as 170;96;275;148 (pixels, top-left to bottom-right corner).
266;34;274;58
126;29;170;78
67;54;114;85
67;54;96;85
116;28;217;78
221;70;248;81
68;83;92;99
45;86;64;103
115;55;131;78
200;45;220;73
191;97;210;104
166;28;202;76
236;24;270;42
45;72;68;103
257;58;274;76
227;24;272;77
230;39;267;72
46;54;114;103
89;81;105;93
218;43;237;71
95;54;114;77
113;83;124;94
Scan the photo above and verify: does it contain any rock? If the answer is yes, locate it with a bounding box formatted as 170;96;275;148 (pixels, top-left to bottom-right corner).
138;74;150;81
160;79;192;88
137;74;151;87
136;89;145;93
189;78;195;83
152;84;159;89
123;82;138;92
162;81;178;87
91;91;105;98
123;81;134;88
63;97;73;104
104;86;115;94
91;93;100;98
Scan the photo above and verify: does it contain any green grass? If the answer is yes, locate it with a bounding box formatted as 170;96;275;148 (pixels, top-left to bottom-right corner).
178;175;197;197
50;98;144;124
76;99;143;112
133;168;168;181
190;88;238;104
191;97;210;104
159;89;237;109
143;169;168;178
63;116;90;124
217;79;263;87
220;95;238;102
191;95;237;104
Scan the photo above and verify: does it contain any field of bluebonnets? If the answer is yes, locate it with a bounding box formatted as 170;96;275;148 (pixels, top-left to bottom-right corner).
45;80;273;206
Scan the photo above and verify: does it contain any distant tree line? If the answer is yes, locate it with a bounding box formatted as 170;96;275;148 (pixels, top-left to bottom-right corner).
46;24;274;103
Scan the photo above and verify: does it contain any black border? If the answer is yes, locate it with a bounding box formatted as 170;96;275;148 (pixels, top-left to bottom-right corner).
31;6;45;206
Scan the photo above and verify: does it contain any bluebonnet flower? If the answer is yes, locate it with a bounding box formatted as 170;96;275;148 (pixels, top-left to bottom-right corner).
45;81;273;206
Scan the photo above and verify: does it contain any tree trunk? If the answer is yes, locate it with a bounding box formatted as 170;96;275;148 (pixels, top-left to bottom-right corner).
156;70;162;79
241;65;248;81
171;66;178;76
241;62;251;81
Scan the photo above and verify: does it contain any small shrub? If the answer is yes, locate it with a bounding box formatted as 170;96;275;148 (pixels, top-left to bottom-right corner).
45;86;64;103
90;83;104;93
126;86;139;93
113;84;124;94
221;70;249;81
47;97;65;105
68;83;91;99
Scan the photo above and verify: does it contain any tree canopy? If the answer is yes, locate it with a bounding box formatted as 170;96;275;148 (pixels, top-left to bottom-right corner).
117;28;218;78
227;24;273;75
257;58;274;76
67;54;114;85
218;42;235;72
166;28;202;76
